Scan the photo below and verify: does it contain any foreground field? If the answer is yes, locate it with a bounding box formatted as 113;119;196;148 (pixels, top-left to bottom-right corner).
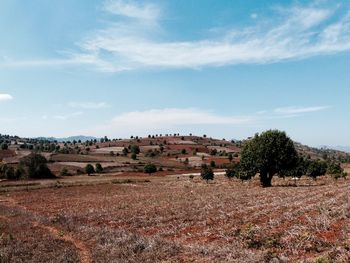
1;175;350;262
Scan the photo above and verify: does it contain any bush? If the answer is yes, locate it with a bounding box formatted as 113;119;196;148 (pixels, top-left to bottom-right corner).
85;164;95;175
225;163;239;179
327;162;343;175
144;163;157;174
95;163;103;173
1;143;8;150
201;164;214;182
181;149;187;155
131;153;137;160
307;160;327;180
210;160;216;168
130;145;140;155
20;153;54;179
210;149;217;156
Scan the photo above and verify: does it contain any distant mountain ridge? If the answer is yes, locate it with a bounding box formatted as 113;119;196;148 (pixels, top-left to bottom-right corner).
323;146;350;153
35;135;98;142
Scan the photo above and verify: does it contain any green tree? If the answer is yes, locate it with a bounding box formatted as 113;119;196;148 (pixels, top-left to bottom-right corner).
122;147;129;156
95;163;103;173
200;164;214;182
210;160;216;168
240;130;298;187
306;159;327;180
144;163;157;175
131;153;137;160
1;143;8;150
327;162;343;175
14;167;24;180
85;164;95;175
279;156;307;179
130;145;140;154
20;153;54;179
5;167;15;180
210;149;217;156
228;153;233;162
225;163;239;179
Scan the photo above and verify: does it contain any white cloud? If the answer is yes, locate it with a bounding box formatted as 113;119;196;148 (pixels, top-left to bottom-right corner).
103;0;160;21
85;108;253;136
274;106;330;115
83;105;330;137
68;101;111;109
74;2;350;72
250;13;258;19
2;2;350;72
54;111;83;120
0;93;13;102
111;108;252;126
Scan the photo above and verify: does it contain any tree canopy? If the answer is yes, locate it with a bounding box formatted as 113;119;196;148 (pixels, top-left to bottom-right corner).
240;130;298;187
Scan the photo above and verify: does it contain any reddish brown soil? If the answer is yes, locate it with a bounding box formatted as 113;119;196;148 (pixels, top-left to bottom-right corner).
1;175;349;262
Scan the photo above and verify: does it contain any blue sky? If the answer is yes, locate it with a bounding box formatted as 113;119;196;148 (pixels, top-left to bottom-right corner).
0;0;350;147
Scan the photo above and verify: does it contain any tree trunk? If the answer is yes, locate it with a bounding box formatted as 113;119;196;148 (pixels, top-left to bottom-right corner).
260;172;273;187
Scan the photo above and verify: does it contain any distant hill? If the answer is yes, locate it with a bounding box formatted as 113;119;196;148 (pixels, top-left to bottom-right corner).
324;146;350;153
36;135;98;142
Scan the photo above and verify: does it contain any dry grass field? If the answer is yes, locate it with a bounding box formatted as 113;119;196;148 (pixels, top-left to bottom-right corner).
1;174;349;263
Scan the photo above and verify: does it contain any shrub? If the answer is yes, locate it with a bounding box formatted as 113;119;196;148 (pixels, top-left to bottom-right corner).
327;162;343;175
144;163;157;175
95;163;103;173
181;149;187;155
1;143;8;150
5;167;15;180
20;153;54;179
122;147;129;156
130;145;140;154
201;164;214;182
85;164;95;175
225;163;239;179
131;153;137;160
307;160;327;180
210;160;216;168
210;149;217;156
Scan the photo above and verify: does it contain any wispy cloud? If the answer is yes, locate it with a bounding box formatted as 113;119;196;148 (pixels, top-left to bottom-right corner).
103;0;160;21
75;1;350;72
68;101;111;109
111;108;252;127
54;111;83;120
0;93;13;102
84;105;330;137
2;1;350;72
274;106;331;115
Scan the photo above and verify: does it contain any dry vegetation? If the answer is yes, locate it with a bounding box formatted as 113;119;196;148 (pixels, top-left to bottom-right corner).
1;175;350;262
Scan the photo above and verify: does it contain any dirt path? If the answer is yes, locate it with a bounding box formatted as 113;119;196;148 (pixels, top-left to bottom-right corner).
32;222;92;263
0;196;92;263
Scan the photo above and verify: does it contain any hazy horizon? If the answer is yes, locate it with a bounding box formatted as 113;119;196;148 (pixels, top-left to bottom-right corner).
1;0;350;147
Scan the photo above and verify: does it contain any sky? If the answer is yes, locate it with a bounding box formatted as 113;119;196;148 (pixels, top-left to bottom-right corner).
0;0;350;147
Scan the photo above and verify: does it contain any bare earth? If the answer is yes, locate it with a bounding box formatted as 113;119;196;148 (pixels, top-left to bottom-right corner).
1;174;349;263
